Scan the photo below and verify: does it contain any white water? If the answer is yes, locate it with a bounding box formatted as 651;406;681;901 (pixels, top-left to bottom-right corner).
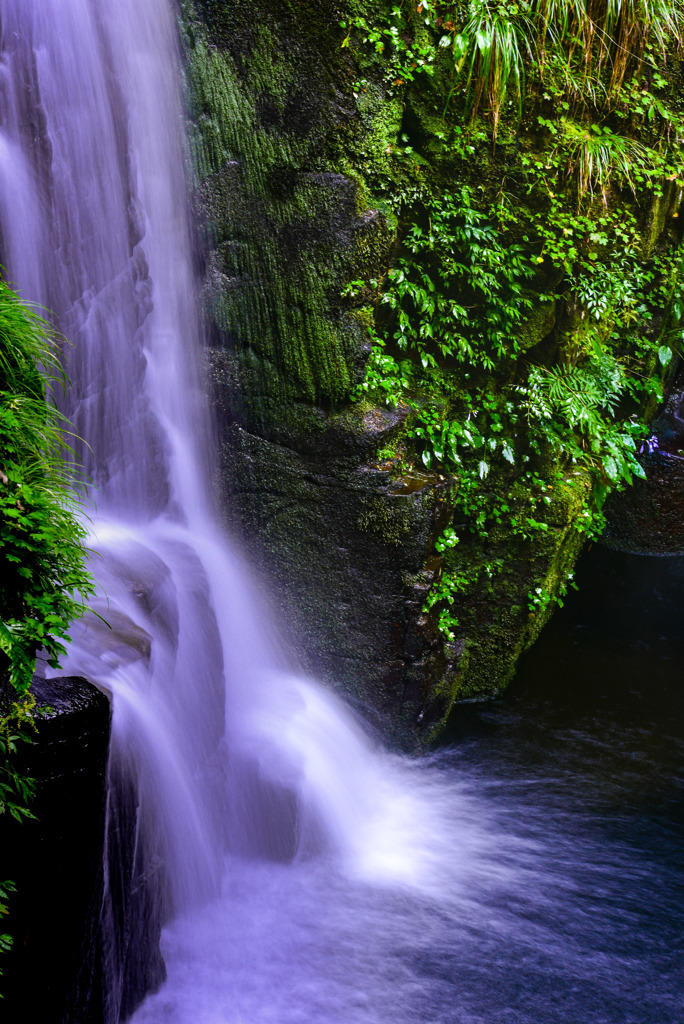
0;2;475;1020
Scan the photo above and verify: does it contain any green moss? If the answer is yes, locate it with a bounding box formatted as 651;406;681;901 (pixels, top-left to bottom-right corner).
354;84;403;169
182;9;368;412
358;494;416;544
516;300;557;352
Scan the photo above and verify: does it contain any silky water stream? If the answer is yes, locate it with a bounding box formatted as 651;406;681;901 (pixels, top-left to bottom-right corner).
0;2;682;1022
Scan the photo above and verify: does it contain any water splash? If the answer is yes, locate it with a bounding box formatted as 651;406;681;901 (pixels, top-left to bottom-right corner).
0;1;453;1018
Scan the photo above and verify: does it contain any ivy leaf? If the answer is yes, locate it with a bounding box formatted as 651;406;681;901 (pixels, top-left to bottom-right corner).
478;460;489;479
658;345;673;367
502;443;515;463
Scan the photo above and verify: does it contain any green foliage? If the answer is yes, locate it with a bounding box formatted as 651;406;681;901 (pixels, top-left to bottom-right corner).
338;0;684;649
0;878;16;993
453;0;537;136
341;1;443;93
0;277;93;696
379;185;535;370
422;569;464;641
423;548;503;640
0;695;37;823
528;570;577;615
350;171;673;638
342;0;684;139
355;187;662;490
521;357;647;493
0;277;93;984
558;121;649;200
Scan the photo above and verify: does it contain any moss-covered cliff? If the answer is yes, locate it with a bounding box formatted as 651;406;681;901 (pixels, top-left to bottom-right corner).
180;0;684;747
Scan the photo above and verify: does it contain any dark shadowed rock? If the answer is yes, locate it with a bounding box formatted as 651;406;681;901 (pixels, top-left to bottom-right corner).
604;366;684;555
603;448;684;555
218;420;456;749
0;675;110;1022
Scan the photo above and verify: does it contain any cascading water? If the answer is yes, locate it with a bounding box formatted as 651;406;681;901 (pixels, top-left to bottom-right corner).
0;0;456;1018
2;3;683;1023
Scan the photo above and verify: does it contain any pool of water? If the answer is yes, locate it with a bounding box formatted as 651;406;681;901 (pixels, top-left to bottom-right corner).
132;545;684;1024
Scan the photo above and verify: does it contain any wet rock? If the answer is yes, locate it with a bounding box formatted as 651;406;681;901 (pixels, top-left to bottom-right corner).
0;675;110;1023
603;448;684;554
604;370;684;554
218;421;454;750
100;759;168;1024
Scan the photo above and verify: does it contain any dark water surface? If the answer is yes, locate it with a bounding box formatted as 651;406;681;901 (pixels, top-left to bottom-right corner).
436;544;684;1023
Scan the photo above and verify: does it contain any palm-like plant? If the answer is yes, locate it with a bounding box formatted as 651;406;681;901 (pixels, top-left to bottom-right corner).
455;0;534;140
558;119;649;198
444;0;683;134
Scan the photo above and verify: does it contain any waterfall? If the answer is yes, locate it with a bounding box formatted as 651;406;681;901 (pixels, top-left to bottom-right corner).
0;2;448;1019
3;5;683;1024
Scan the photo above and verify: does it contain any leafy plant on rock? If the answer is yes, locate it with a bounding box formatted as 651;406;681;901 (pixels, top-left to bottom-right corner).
0;275;93;984
0;277;93;696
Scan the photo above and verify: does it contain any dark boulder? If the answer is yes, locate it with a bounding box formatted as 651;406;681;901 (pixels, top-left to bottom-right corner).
0;675;110;1022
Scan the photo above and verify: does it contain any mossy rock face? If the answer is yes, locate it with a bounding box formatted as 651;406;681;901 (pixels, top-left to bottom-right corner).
182;0;395;421
218;419;456;747
183;0;677;747
183;0;460;747
439;470;591;707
